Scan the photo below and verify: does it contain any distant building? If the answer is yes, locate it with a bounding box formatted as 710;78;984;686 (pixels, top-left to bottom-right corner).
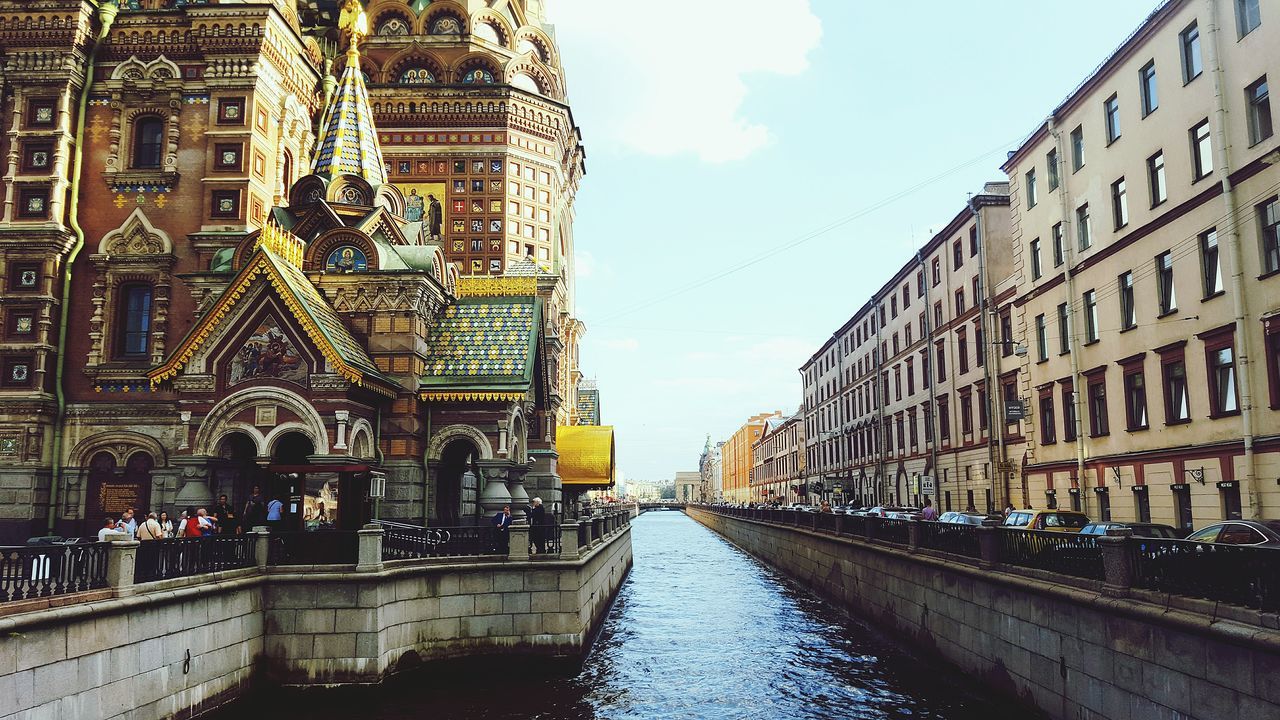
751;413;805;504
673;472;701;503
721;412;782;502
576;378;601;425
698;436;724;502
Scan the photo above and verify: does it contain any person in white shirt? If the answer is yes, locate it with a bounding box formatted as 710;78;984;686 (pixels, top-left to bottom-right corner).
159;511;175;538
97;517;119;542
137;512;163;541
118;508;137;538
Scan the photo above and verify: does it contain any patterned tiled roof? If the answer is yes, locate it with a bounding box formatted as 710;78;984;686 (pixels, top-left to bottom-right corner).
419;296;541;396
312;48;387;186
577;387;600;425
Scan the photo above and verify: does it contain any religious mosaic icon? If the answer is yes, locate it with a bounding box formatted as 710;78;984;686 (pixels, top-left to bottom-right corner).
472;160;486;173
31;151;49;168
10;363;28;382
429;15;462;35
221;149;238;166
453;160;465;173
490;160;503;173
377;17;409;36
462;69;495;85
399;67;435;84
26;196;44;214
326;246;368;273
15;316;33;334
34;106;53;124
399;161;411;174
228;317;307;386
19;270;37;287
453;180;465;192
0;438;16;455
471;180;484;192
218;197;235;213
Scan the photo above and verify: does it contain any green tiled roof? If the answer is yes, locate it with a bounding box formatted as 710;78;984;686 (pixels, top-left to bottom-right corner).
419;296;541;393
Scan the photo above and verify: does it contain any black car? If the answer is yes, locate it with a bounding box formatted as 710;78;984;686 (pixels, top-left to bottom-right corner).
1184;520;1280;547
1079;521;1179;539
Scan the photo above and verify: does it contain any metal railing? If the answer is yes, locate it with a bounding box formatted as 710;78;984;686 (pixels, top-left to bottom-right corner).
268;531;359;566
1;542;109;602
917;521;981;559
134;536;256;583
875;518;911;546
381;525;503;560
1133;537;1280;612
997;529;1103;580
814;512;838;533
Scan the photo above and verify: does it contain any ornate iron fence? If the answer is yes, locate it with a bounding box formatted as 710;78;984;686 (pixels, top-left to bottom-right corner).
267;531;359;566
134;536;255;583
0;542;109;602
1132;537;1280;611
874;518;911;545
917;522;981;558
814;512;838;533
999;529;1103;580
381;525;501;560
842;514;868;536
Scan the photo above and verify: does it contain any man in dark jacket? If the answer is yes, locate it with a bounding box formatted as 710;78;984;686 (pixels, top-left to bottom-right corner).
243;485;267;530
491;505;513;553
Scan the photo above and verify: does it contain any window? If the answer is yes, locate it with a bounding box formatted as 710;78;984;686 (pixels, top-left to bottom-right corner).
1076;204;1092;251
1140;62;1159;116
958;329;969;374
1161;351;1191;423
1084;290;1099;343
1070;125;1085;171
1052;223;1065;267
1046;148;1060;191
970;226;979;257
894;366;902;401
934;302;943;331
132;117;164;169
955;288;965;316
1088;376;1109;437
1246;76;1272;145
931;258;941;286
1119;271;1136;330
1124;366;1149;431
1136;488;1152;522
1057;303;1071;355
1025;168;1038;208
916;270;925;297
1147;151;1167;207
938;395;950;441
1035;314;1048;361
903;284;911;310
1262;197;1280;275
1030;238;1042;280
1180;22;1202;83
978;388;988;430
1000;312;1013;358
891;297;898;319
960;393;973;435
936;342;946;384
1039;394;1057;444
1200;229;1223;297
906;358;915;396
1207;344;1239;416
115;284;152;358
1112;177;1128;229
1104;95;1121;143
1266;320;1280;409
1062;383;1078;442
953;240;964;270
1191;120;1213;181
1236;0;1261;38
1156;251;1176;315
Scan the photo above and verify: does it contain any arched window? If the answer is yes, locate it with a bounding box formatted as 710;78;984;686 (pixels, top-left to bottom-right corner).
474;22;501;44
115;283;153;358
517;38;548;62
510;73;540;94
325;245;368;273
132;117;164;169
281;150;294;192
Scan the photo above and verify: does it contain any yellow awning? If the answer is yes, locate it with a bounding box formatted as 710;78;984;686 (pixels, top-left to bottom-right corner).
557;425;615;487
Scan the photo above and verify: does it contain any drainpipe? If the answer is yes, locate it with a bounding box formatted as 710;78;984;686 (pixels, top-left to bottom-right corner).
1047;117;1088;514
873;296;886;505
48;1;119;534
422;398;431;525
919;250;939;505
1204;0;1259;516
971;198;1002;509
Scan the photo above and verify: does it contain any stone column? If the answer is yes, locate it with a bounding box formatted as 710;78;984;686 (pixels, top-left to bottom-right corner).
907;520;921;552
508;521;530;561
106;539;139;596
834;513;845;536
356;523;383;573
170;456;214;514
591;515;603;546
1099;528;1135;598
252;526;270;569
977;521;1002;571
334;410;350;452
559;521;579;560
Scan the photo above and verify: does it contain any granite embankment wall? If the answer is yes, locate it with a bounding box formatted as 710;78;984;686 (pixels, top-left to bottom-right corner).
688;507;1280;720
0;526;631;720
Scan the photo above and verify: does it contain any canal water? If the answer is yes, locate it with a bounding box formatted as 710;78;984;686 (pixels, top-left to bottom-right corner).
224;511;1000;719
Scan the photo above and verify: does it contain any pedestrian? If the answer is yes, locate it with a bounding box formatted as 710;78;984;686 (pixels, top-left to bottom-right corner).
529;497;546;554
965;503;977;513
820;502;832;513
1003;503;1015;518
243;485;267;530
491;504;513;553
197;507;216;534
182;506;203;537
158;511;175;538
214;494;239;535
266;495;284;529
118;508;137;538
920;498;938;521
136;511;163;541
97;517;119;542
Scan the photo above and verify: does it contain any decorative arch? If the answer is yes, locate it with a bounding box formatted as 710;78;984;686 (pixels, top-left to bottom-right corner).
425;424;493;462
375;183;406;218
329;174;374;206
96;207;173;256
70;430;168;469
423;2;466;36
514;27;556;66
264;423;322;458
288;175;328;210
194;386;330;456
87;208;176;368
306;228;380;273
452;53;501;85
504;58;558;98
383;46;446;85
471;10;513;47
349;418;376;460
372;8;412;37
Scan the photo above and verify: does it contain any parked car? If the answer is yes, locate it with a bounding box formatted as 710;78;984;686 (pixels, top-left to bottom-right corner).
938;511;996;526
1079;522;1179;538
1184;520;1280;547
1002;510;1090;532
865;506;920;520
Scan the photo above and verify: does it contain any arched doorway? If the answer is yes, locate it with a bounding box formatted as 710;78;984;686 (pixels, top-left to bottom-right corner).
269;431;313;531
436;439;478;526
213;432;260;524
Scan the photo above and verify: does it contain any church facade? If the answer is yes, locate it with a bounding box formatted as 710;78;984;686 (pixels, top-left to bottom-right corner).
0;0;609;543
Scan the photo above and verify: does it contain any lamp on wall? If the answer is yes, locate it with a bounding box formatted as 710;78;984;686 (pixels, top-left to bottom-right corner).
1184;467;1206;485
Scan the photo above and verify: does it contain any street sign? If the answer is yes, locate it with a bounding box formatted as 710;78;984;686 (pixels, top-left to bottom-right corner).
1004;400;1026;421
833;484;843;493
921;474;935;494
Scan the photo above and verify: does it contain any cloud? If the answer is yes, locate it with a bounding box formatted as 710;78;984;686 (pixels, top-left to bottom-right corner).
548;0;823;162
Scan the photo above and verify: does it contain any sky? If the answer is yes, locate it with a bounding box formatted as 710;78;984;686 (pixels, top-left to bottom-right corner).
544;0;1160;482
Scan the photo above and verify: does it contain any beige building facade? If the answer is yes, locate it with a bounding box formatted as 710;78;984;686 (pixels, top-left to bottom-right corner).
750;413;805;503
1003;0;1280;527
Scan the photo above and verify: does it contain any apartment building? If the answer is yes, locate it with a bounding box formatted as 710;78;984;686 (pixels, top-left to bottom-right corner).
751;413;805;503
1003;0;1280;528
801;185;1016;511
721;412;781;503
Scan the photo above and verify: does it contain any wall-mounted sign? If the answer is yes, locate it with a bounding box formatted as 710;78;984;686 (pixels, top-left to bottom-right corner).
1004;400;1026;421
